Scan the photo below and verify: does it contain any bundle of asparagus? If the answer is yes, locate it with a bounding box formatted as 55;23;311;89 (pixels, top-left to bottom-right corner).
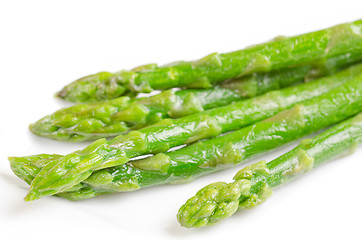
30;54;362;142
11;69;362;200
8;20;362;229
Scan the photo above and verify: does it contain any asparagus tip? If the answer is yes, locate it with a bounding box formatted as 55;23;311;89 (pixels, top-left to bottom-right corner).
24;191;37;202
56;89;66;98
177;181;246;228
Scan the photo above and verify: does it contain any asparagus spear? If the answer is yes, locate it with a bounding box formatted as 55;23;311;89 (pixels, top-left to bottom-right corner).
9;154;63;185
11;74;362;200
57;20;362;102
31;87;242;141
27;68;292;142
32;54;361;142
21;64;362;201
30;97;132;142
8;154;85;194
177;113;362;228
67;77;362;198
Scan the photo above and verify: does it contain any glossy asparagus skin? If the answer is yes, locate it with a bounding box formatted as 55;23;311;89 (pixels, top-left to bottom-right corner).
30;97;132;142
177;113;362;228
32;55;361;142
9;154;63;185
57;20;362;102
8;154;85;194
22;65;362;201
72;77;362;198
33;87;241;142
12;74;362;200
27;68;297;142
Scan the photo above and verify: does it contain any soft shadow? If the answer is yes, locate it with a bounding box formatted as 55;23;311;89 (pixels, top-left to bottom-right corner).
0;171;28;189
163;211;236;238
164;220;210;238
26;131;89;154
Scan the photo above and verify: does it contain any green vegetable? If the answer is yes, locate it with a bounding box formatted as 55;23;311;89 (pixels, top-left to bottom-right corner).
57;20;362;102
31;52;362;141
9;154;63;185
23;65;362;201
177;112;362;228
11;73;362;200
30;97;132;142
26;69;296;142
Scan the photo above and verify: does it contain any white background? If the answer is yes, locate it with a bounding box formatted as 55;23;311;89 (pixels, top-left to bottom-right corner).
1;1;362;239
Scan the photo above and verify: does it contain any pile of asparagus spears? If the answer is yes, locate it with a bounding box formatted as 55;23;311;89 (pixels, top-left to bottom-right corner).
9;19;362;228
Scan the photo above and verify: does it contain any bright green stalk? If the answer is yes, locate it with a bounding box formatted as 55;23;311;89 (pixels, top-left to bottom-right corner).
69;77;362;198
9;154;63;185
57;20;362;102
32;87;242;142
9;154;85;194
27;68;297;142
32;54;361;142
10;74;362;200
177;113;362;228
30;97;132;142
21;65;362;201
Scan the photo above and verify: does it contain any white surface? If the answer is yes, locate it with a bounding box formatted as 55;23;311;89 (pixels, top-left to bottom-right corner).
1;1;362;239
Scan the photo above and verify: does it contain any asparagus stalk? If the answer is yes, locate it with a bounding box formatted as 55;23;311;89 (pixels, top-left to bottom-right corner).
67;77;362;198
31;87;242;142
57;20;362;102
9;154;63;185
30;97;132;142
177;113;362;228
31;54;361;142
8;154;85;194
20;64;362;201
27;68;294;142
11;74;362;200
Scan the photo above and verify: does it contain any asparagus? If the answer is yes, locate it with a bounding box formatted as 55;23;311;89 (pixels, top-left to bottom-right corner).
27;68;293;142
21;65;362;201
9;154;63;185
11;74;362;200
31;87;242;141
57;20;362;102
31;54;361;141
8;154;85;194
30;97;132;142
177;113;362;228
